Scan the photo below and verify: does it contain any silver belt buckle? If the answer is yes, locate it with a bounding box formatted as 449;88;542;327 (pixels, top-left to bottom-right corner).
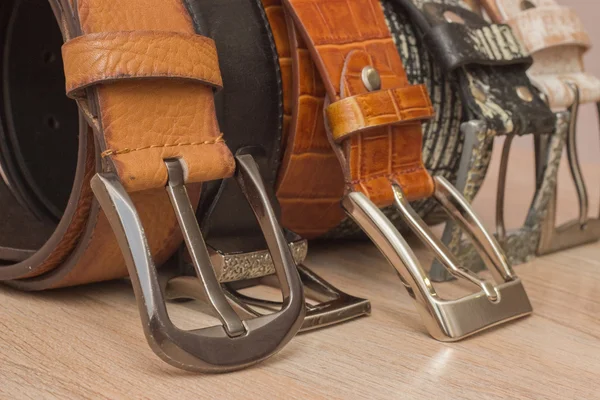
537;83;600;254
91;154;305;372
167;237;371;332
342;176;532;341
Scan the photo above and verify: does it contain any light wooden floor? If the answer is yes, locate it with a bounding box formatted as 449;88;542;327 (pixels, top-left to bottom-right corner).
2;141;600;399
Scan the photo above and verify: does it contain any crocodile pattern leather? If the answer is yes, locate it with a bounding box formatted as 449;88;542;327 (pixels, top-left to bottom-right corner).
261;0;464;238
326;85;434;142
276;0;435;238
481;0;600;110
266;0;347;238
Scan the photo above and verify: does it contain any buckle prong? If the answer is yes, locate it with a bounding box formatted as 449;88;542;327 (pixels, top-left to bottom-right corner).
564;83;589;227
91;154;305;372
165;159;245;337
495;134;514;242
392;183;500;302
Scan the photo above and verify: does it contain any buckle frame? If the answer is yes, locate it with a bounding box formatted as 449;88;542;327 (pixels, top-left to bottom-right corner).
166;240;371;332
342;176;532;341
91;154;305;372
537;84;600;254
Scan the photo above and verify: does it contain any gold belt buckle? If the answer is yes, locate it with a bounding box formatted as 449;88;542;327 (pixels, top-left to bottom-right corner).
167;236;371;332
342;176;532;341
537;83;600;254
91;154;305;372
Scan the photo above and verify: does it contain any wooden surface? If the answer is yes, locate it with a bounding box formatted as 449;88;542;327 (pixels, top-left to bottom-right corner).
2;142;600;399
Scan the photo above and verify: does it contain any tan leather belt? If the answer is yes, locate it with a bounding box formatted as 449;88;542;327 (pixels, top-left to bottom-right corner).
480;0;600;255
0;0;309;372
270;0;533;340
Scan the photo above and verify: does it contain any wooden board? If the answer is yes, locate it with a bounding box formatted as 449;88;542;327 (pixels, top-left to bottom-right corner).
2;142;600;399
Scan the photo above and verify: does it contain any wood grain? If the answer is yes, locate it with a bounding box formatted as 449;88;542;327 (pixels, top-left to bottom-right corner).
2;141;600;399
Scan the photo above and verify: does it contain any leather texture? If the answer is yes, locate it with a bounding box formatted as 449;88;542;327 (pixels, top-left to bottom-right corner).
388;0;555;206
275;0;435;238
0;0;78;224
422;19;531;71
263;0;347;238
186;0;290;255
0;0;234;289
63;31;224;97
481;0;600;110
262;0;465;239
326;85;434;142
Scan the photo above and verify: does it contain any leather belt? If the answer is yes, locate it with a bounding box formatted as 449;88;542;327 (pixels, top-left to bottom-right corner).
480;0;600;256
275;0;532;340
0;0;308;372
384;0;557;281
324;1;467;238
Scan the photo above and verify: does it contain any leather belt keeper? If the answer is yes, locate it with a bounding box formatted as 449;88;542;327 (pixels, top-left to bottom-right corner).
326;85;434;142
63;31;224;98
506;6;590;54
422;21;531;71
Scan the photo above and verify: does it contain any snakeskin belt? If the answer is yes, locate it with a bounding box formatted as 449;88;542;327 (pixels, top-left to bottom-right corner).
385;0;563;282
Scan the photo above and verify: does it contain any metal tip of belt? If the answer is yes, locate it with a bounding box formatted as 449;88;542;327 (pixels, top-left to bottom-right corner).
430;83;600;283
91;154;305;372
342;176;532;341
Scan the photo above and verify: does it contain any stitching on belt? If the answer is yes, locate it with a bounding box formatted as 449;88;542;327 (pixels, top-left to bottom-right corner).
101;135;225;157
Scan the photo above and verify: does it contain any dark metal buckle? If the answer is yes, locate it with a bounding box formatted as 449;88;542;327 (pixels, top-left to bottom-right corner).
537;84;600;254
342;176;532;341
90;154;305;372
166;238;371;332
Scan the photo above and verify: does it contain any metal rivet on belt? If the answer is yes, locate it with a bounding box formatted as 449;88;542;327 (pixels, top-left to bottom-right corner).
362;66;381;92
520;0;536;10
443;11;465;24
516;86;534;102
472;82;487;103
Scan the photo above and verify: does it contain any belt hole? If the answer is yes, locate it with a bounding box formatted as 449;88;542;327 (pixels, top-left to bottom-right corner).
46;116;60;130
42;50;56;64
520;0;536;10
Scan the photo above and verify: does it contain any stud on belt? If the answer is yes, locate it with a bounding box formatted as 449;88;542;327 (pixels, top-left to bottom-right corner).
480;0;600;256
0;0;309;372
277;0;532;340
